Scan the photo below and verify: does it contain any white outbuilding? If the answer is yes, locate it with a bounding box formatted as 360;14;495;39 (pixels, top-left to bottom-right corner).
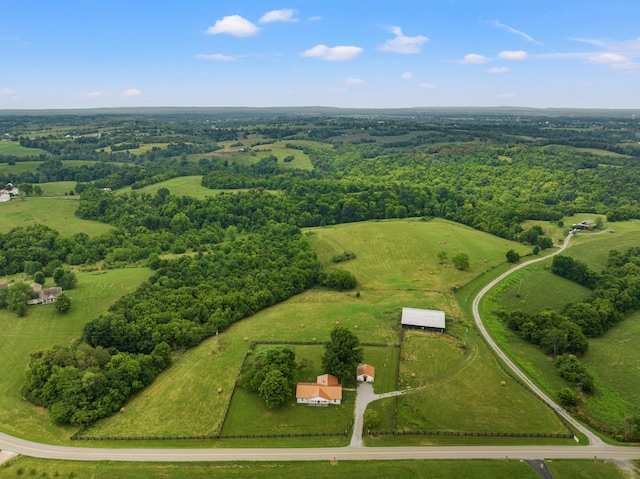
401;307;445;332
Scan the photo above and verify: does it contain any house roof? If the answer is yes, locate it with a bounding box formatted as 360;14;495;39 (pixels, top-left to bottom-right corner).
357;363;375;378
401;307;446;329
296;382;343;401
316;374;339;386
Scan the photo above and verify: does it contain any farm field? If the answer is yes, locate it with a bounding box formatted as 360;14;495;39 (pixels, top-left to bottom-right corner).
0;194;113;237
478;220;640;435
0;267;151;443
0;159;99;175
85;218;563;445
115;175;279;199
0;141;49;157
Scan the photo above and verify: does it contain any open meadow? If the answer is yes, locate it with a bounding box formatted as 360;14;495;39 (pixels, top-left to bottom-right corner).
0;193;113;237
83;218;565;446
0;267;151;443
478;221;640;435
0;141;49;157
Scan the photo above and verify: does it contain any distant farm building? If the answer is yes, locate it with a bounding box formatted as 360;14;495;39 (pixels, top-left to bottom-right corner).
356;364;375;383
571;220;597;231
401;307;445;332
296;374;342;405
28;283;63;305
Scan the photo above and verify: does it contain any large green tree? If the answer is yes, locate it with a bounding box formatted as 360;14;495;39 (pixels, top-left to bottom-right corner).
258;369;292;408
7;282;33;317
321;326;363;385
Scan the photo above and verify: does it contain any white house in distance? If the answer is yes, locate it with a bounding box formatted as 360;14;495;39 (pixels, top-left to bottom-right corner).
296;374;342;405
401;307;446;332
356;363;375;383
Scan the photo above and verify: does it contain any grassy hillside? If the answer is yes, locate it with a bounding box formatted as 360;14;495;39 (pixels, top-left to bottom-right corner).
0;268;151;443
0;141;49;157
0;194;113;237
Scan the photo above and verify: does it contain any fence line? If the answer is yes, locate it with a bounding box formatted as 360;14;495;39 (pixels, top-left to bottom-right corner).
71;431;348;441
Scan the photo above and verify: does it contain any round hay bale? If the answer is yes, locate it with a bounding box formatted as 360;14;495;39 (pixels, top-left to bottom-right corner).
354;325;359;329
312;338;317;343
411;373;416;378
217;387;223;394
336;321;341;326
300;323;305;329
120;407;126;413
243;337;249;342
500;380;506;386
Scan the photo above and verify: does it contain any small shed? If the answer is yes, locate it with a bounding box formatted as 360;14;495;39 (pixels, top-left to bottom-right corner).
356;364;375;383
401;307;445;332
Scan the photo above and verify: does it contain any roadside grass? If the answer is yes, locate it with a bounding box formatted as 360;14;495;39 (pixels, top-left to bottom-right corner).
0;458;545;479
0;141;49;157
0;196;113;237
0;267;151;443
391;330;568;435
545;459;628;478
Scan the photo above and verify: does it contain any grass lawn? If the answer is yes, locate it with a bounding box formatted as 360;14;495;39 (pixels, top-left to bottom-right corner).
116;176;279;199
0;458;545;479
545;459;629;478
0;267;151;443
0;196;113;237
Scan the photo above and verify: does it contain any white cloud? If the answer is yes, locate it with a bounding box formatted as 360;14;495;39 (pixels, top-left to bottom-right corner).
122;88;142;98
570;37;607;48
301;44;363;61
308;16;322;22
85;91;103;98
499;50;528;60
419;83;438;89
492;21;542;45
401;71;413;80
260;9;297;23
197;53;237;62
206;15;259;37
589;53;629;64
460;53;487;64
0;88;17;95
487;67;509;73
345;77;364;85
611;37;640;52
379;26;429;54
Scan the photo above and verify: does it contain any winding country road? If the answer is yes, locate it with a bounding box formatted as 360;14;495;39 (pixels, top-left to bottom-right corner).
2;231;640;465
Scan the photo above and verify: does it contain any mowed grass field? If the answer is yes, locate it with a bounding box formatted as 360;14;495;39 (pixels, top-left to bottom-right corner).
115;176;279;199
86;218;563;445
479;220;640;434
0;141;49;157
368;330;568;437
0;194;113;237
0;268;151;443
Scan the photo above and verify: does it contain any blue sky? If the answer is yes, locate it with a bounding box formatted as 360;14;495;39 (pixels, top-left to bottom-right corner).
1;0;639;109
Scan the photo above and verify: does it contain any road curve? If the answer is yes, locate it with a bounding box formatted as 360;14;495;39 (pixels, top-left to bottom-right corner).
471;233;604;445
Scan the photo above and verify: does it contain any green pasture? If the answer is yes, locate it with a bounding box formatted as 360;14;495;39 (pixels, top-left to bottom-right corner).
0;160;99;175
0;196;113;237
546;459;629;479
0;458;553;479
191;140;316;170
99;142;170;154
116;175;279;199
391;330;568;435
488;262;592;316
0;268;151;443
582;309;640;432
0;141;49;157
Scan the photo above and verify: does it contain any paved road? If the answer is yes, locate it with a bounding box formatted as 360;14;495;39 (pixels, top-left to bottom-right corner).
471;233;603;445
2;431;640;462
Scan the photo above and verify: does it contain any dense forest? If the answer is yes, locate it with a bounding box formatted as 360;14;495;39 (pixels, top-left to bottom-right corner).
1;109;639;431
